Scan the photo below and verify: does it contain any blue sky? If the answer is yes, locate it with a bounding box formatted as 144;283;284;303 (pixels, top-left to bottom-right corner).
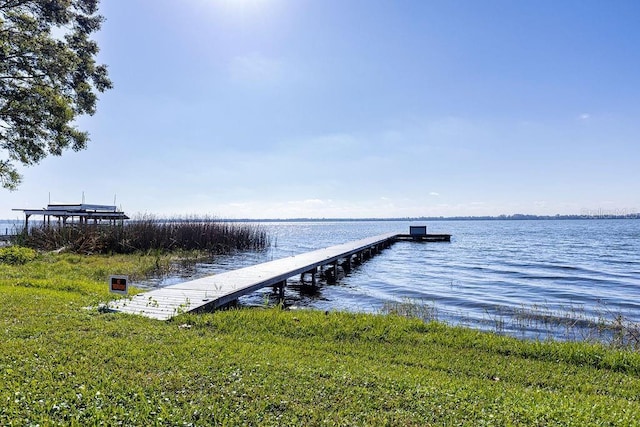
2;0;639;219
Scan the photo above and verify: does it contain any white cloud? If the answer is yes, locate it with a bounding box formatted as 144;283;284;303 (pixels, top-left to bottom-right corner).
579;113;591;120
429;192;440;196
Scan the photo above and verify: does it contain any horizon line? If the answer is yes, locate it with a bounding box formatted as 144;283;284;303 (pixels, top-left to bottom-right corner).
3;213;639;223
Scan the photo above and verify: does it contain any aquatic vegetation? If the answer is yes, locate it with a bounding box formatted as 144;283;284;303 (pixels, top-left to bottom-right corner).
17;214;270;254
380;298;439;322
380;297;640;351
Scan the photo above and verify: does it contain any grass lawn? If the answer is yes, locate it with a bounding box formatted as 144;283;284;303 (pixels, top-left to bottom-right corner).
2;250;640;425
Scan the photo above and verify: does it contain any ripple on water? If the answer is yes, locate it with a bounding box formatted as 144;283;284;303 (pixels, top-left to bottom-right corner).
137;219;640;341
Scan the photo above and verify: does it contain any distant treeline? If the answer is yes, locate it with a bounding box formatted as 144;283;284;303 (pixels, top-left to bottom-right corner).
213;213;640;222
16;215;270;254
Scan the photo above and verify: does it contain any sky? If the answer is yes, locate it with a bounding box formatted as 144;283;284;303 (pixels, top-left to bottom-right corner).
2;0;640;219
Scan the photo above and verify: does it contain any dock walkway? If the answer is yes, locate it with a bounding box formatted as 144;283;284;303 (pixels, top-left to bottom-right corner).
108;232;399;320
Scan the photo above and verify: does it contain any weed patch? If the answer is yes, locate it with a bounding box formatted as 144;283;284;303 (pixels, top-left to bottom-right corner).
0;246;37;264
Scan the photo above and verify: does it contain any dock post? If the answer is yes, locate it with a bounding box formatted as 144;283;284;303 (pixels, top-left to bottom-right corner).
343;256;352;273
321;262;339;283
322;261;338;284
273;280;285;302
301;268;318;285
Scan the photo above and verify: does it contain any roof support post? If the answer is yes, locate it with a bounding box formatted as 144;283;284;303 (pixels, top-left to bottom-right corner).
24;214;30;234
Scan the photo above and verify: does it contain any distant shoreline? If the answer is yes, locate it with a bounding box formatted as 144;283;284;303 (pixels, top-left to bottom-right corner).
216;214;640;222
2;213;638;223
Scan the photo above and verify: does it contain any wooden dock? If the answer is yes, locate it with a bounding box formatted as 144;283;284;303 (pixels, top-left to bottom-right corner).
395;233;451;242
107;232;400;320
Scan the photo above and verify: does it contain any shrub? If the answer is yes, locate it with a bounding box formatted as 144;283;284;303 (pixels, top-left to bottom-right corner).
0;246;38;265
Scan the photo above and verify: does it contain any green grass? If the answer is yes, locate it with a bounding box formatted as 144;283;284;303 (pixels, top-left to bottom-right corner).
2;253;640;425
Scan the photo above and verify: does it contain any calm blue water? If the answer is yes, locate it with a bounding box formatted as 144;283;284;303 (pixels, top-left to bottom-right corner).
0;219;21;236
141;219;640;340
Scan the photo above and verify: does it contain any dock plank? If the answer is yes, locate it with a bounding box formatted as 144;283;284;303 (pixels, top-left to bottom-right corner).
108;232;398;320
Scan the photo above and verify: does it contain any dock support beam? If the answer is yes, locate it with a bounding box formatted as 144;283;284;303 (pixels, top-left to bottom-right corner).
23;214;31;233
273;280;286;302
300;268;318;286
343;256;352;273
354;251;362;265
320;261;340;283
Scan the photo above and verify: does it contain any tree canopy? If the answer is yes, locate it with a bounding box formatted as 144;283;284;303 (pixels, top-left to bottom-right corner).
0;0;112;189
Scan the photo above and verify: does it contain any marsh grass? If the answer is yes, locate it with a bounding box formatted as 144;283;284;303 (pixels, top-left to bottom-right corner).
381;298;640;351
380;298;439;322
18;215;269;254
2;254;640;424
509;302;640;350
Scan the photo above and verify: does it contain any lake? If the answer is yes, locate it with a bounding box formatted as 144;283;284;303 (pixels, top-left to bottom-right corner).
141;219;640;341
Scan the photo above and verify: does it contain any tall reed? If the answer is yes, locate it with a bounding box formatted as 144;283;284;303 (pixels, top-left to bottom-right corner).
380;298;640;350
19;215;269;255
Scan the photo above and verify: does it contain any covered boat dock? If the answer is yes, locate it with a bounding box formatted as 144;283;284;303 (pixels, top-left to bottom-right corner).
13;204;129;231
